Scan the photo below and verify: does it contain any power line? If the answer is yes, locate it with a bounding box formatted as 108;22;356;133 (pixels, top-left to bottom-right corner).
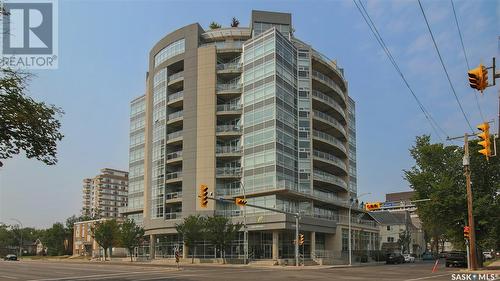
417;0;475;133
352;0;448;142
450;0;485;122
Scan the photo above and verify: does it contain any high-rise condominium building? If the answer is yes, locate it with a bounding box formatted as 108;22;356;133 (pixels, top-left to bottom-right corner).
81;168;129;219
121;95;146;225
130;10;377;260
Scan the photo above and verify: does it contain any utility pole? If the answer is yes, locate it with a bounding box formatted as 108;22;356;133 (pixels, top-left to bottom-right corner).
463;133;478;270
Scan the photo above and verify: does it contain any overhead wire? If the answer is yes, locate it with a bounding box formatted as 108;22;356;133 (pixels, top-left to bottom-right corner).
352;0;448;142
417;0;475;133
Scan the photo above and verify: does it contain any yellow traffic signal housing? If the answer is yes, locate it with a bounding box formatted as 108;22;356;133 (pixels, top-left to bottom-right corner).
364;202;381;211
463;226;470;240
477;122;491;160
199;184;208;208
299;234;305;245
468;64;488;93
235;198;247;206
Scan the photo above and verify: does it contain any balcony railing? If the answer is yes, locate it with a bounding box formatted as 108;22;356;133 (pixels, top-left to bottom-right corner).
167;131;183;141
313;110;347;136
167;110;183;121
313;150;347;170
165;191;182;200
166;171;182;180
165;212;182;220
312;130;347;153
313;170;347;190
217;83;242;92
217;104;242;112
311;49;345;78
216;167;242;177
168;71;184;83
167;91;183;103
166;151;182;161
201;41;244;50
312;90;346;118
216;146;241;154
312;70;345;102
216;125;242;133
217;62;242;71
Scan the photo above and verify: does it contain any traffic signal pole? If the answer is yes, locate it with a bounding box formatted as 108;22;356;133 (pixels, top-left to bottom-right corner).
463;133;478;270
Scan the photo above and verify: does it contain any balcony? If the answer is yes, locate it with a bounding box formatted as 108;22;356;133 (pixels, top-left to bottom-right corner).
165;212;182;220
313;170;348;192
312;90;346;122
166;150;182;164
216;83;242;94
167;110;183;125
216;145;241;157
165;171;182;183
311;50;346;87
312;130;347;157
313;149;347;174
166;131;183;144
167;71;184;85
165;191;182;201
313;110;347;139
167;91;183;107
216;125;242;137
217;62;242;73
216;167;242;178
217;104;242;115
312;70;345;104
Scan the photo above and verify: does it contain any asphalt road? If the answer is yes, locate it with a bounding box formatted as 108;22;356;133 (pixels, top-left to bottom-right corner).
0;260;494;281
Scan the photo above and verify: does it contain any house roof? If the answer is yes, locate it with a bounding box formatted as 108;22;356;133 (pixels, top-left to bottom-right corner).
369;211;410;226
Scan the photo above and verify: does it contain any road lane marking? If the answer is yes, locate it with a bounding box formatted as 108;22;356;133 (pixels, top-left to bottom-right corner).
27;269;176;281
1;276;19;280
403;273;451;281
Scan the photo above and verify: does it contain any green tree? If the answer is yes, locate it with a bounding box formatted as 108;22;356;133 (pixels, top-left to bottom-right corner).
205;216;242;263
209;21;221;29
404;135;500;253
175;215;206;263
91;220;119;261
230;17;239;27
119;219;144;262
0;69;64;166
43;223;67;256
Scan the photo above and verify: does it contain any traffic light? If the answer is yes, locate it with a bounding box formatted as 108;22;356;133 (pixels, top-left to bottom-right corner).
464;226;470;240
235;198;247;206
364;202;381;211
468;64;488;93
199;184;208;208
299;234;305;245
477;122;491;160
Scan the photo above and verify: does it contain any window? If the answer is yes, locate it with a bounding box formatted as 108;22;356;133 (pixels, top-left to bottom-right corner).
388;237;395;243
154;39;185;67
387;225;391;231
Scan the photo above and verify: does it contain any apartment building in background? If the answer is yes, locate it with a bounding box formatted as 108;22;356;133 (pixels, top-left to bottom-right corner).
124;10;377;262
81;168;129;219
120;95;147;226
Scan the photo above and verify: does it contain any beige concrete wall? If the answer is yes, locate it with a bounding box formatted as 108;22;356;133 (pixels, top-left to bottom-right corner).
195;46;217;212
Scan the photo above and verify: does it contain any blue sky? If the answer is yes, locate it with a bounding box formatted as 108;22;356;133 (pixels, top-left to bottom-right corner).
0;0;498;228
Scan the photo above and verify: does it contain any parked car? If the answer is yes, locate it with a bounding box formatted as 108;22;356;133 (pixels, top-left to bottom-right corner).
3;254;18;261
445;251;467;268
422;252;435;261
386;252;405;264
403;254;415;263
439;251;449;258
483;252;493;260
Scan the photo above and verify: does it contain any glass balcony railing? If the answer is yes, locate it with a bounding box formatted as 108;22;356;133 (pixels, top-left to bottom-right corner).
168;71;184;83
217;62;242;71
167;131;183;141
165;191;182;200
311;49;345;79
312;130;347;153
313;170;347;190
166;151;182;161
313;110;347;137
216;83;242;92
165;212;182;220
167;110;183;121
201;41;244;50
312;70;345;102
167;91;183;103
313;150;347;171
216;146;241;154
216;125;242;133
217;104;242;112
216;167;242;177
312;90;346;118
166;171;182;180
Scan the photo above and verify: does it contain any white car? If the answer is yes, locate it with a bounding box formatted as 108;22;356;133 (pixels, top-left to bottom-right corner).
483;252;493;259
403;254;415;263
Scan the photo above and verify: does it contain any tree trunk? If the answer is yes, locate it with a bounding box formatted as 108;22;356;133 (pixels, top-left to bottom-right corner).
191;246;195;264
130;249;133;262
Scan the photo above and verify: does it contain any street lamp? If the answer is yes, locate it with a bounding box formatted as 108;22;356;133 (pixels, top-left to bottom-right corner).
10;218;24;257
348;192;371;266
